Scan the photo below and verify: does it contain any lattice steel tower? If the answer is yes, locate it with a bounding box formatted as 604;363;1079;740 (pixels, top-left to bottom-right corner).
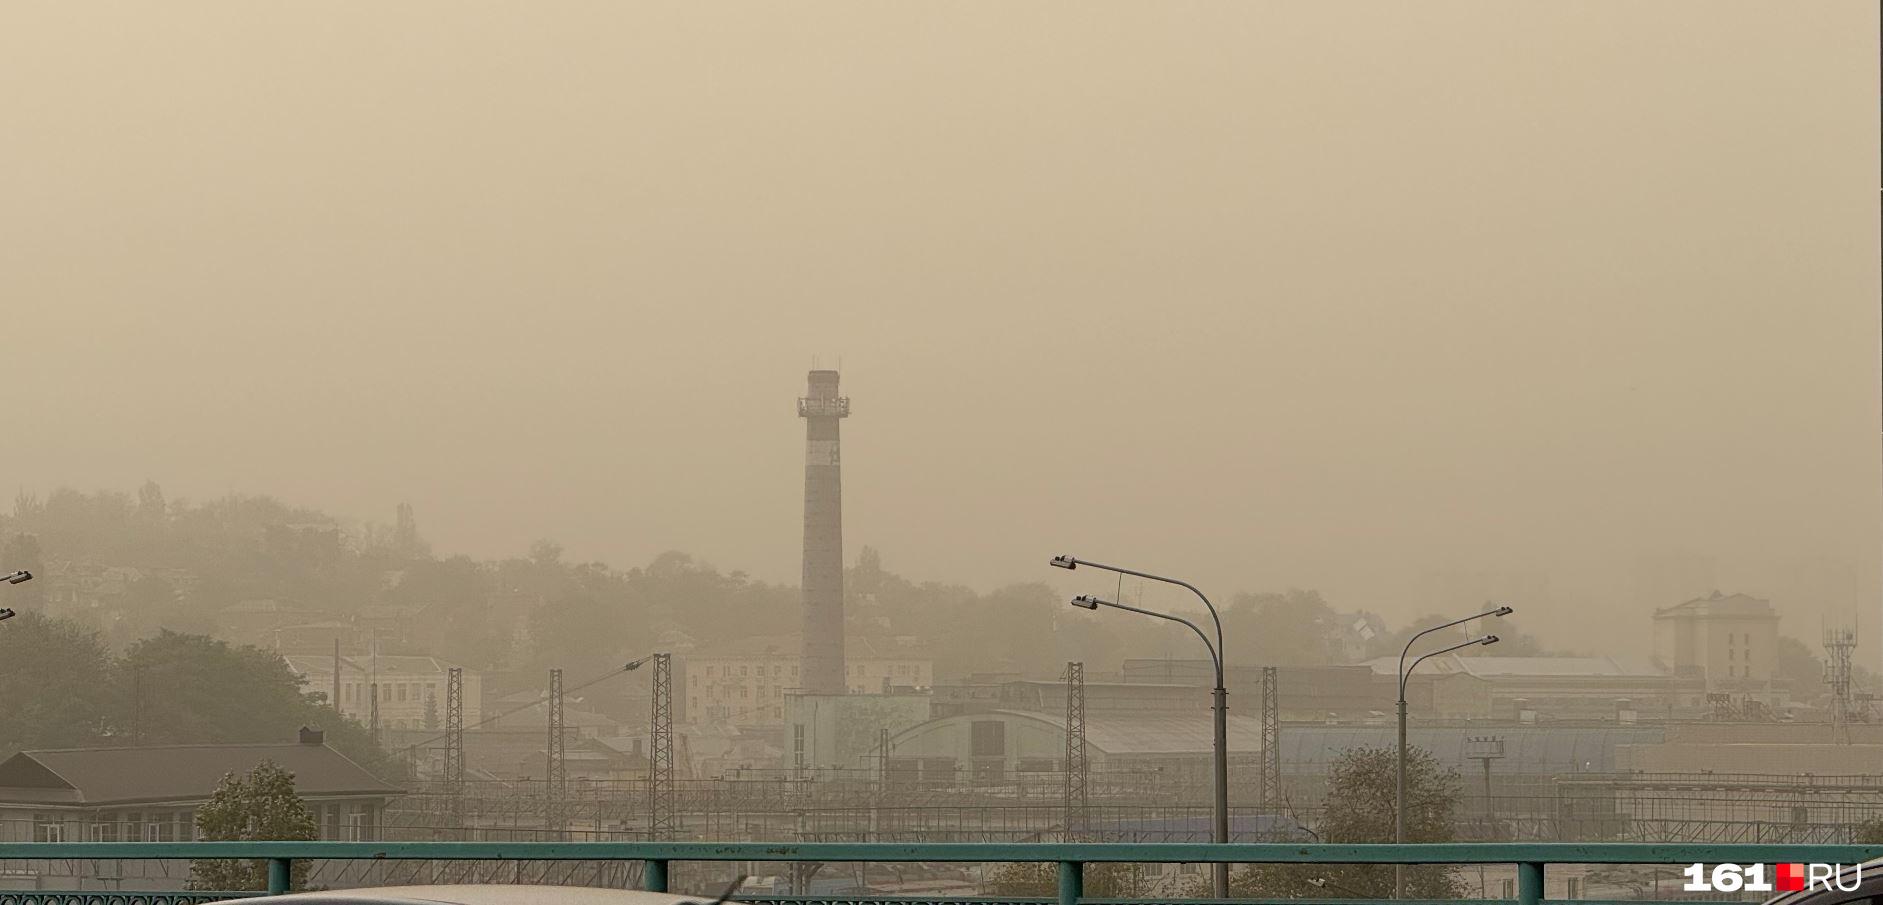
649;652;675;840
444;667;465;832
1825;625;1858;744
1261;665;1280;809
1062;661;1088;841
547;668;567;835
797;369;850;695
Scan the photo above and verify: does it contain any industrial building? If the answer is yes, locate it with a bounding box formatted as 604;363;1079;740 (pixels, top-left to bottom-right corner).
885;709;1266;791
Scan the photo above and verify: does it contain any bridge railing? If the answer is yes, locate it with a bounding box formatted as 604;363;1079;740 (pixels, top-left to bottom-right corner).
0;842;1875;905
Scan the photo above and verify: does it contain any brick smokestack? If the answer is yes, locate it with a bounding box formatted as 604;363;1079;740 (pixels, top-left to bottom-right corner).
797;369;849;695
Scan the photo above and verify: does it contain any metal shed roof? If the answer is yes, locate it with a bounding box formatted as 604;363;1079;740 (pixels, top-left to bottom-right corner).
1275;724;1667;774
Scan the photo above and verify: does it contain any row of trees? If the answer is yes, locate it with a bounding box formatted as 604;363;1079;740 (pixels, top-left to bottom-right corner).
7;486;1503;681
7;484;1850;699
0;614;393;778
989;745;1468;899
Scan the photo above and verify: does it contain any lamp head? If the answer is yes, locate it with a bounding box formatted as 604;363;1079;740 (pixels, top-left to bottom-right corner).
1481;634;1500;646
1049;555;1077;570
0;609;14;622
1070;595;1101;610
1494;605;1513;616
2;571;29;585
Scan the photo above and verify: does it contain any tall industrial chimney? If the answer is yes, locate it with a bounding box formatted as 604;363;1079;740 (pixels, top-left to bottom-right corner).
798;369;850;695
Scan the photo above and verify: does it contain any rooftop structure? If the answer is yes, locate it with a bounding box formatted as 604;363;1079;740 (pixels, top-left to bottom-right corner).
0;733;400;846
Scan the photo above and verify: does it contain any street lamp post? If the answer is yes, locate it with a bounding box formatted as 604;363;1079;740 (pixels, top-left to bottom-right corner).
1393;604;1510;898
0;570;31;622
1052;553;1230;899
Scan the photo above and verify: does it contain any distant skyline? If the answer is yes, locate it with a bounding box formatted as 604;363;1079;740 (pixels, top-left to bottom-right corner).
4;2;1877;660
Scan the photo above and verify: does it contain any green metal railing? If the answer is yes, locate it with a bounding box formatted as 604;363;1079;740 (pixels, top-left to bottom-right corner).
0;842;1875;905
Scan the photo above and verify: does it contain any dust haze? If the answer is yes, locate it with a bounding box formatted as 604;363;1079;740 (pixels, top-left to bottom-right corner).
3;1;1877;658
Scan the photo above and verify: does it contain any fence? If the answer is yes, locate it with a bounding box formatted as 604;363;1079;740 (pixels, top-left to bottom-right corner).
0;842;1875;905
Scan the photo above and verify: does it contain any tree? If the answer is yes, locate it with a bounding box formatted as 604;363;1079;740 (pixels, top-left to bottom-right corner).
1776;636;1826;699
188;760;318;891
113;631;399;780
1854;817;1883;844
423;687;440;730
988;862;1149;898
137;480;167;526
1222;589;1357;666
1370;612;1556;661
0;613;112;750
1;533;46;611
1218;745;1466;899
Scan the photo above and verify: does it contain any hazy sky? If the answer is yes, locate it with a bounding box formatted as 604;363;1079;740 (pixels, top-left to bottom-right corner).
4;3;1877;654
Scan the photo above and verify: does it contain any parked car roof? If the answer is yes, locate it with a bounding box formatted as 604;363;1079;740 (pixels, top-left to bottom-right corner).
210;885;726;905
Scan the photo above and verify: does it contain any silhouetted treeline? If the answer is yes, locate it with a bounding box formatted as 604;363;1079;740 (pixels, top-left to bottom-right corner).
0;485;1845;698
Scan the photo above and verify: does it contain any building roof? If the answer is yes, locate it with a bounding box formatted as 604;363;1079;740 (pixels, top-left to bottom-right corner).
0;743;400;807
1359;654;1666;678
1274;724;1668;774
1653;590;1776;619
285;655;462;679
221;598;313;615
893;709;1266;756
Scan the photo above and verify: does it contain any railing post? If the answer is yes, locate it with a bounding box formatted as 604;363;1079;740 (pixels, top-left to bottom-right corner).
644;859;669;893
268;858;292;895
1058;860;1084;905
1517;861;1544;905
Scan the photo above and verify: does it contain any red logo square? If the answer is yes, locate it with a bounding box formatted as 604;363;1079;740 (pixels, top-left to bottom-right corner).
1777;863;1805;891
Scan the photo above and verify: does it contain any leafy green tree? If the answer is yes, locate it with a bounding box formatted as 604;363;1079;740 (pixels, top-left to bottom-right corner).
0;613;112;750
188;760;318;891
1218;745;1466;899
113;631;400;780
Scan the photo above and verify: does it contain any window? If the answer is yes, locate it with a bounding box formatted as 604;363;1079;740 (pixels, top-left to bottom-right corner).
152;812;178;842
1729;649;1736;661
32;815;65;842
89;820;117;842
344;806;367;841
397;684;408;702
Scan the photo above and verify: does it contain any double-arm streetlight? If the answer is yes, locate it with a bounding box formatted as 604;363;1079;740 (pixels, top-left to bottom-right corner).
0;570;31;622
1051;555;1230;899
1393;604;1509;898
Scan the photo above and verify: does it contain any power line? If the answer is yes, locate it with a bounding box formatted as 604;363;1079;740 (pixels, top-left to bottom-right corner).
360;663;636;769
